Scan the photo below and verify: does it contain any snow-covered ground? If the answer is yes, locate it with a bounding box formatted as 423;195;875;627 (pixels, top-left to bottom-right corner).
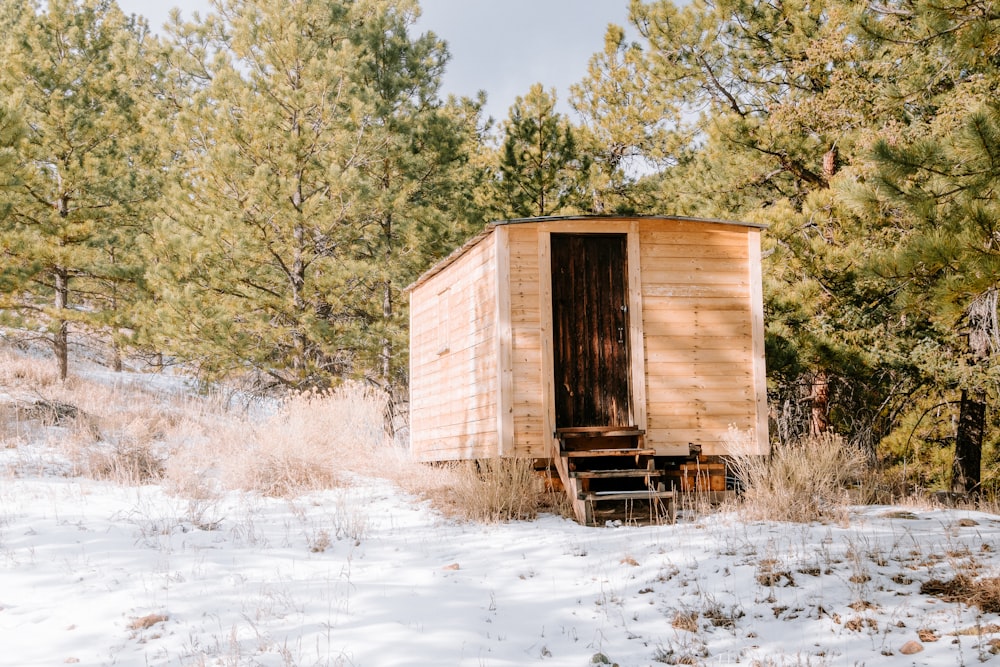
0;350;998;666
2;467;999;666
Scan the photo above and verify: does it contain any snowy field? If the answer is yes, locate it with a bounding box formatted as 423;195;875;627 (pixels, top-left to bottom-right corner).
1;356;999;666
2;468;1000;666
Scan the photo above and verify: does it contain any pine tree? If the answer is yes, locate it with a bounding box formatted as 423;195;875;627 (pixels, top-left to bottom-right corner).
488;84;588;219
148;0;474;388
0;0;159;379
866;102;1000;493
336;0;484;387
569;25;681;214
0;104;22;220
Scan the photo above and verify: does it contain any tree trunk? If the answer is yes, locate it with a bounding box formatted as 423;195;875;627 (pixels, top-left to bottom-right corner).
291;218;308;383
54;267;69;381
953;388;985;494
809;370;830;436
952;289;996;494
381;279;392;384
380;212;393;385
111;338;123;373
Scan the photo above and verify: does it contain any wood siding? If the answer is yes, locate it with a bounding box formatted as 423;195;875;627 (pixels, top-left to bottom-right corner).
638;218;762;455
408;215;769;463
409;233;499;461
508;226;547;458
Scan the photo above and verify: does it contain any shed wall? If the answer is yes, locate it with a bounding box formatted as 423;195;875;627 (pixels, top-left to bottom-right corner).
409;233;499;461
508;225;547;458
638;219;761;455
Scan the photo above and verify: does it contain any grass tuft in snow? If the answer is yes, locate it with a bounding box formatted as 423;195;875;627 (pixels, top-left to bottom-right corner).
446;457;547;523
726;429;865;523
921;574;1000;613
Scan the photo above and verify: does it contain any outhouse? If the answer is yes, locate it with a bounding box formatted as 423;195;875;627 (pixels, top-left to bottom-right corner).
407;215;769;524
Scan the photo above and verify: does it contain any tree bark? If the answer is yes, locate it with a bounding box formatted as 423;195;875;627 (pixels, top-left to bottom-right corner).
53;267;69;381
809;370;830;436
381;279;392;384
952;289;995;494
953;388;985;494
380;213;393;385
111;338;123;373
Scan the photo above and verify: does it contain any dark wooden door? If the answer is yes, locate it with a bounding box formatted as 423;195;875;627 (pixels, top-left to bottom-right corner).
551;233;631;428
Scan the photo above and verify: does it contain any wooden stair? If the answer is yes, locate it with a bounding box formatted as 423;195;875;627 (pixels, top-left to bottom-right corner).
555;427;675;526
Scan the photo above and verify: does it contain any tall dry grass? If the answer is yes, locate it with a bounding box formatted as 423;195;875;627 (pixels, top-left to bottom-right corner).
448;458;546;522
0;344;551;522
182;385;393;498
725;429;866;523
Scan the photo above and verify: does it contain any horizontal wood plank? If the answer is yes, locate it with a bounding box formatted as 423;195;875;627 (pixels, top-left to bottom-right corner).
643;284;750;299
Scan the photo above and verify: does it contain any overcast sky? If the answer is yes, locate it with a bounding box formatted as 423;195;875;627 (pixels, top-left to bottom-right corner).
115;0;630;123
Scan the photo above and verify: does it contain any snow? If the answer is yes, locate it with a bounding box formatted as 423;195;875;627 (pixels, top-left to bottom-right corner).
3;472;999;666
2;369;1000;665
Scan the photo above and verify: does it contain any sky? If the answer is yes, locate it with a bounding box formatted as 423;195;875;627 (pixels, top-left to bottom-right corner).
115;0;632;123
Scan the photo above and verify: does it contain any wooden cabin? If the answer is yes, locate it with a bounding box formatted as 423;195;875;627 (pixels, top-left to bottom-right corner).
406;215;769;524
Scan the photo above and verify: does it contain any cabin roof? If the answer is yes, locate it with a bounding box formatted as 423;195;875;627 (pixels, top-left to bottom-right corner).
405;214;766;293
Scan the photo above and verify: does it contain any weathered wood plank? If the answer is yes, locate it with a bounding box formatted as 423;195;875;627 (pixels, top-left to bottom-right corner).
646;374;757;391
564;448;656;457
640;269;751;286
749;228;770;455
643;314;753;334
640;230;749;247
644;361;755;377
644;385;757;401
641;297;751;312
643;336;753;353
643;284;750;299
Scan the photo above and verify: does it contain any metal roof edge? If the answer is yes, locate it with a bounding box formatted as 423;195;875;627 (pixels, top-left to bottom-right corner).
492;214;768;229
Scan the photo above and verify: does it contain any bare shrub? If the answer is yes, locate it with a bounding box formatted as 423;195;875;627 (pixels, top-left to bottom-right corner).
0;348;59;388
446;457;545;523
212;384;391;498
725;429;865;523
83;439;166;484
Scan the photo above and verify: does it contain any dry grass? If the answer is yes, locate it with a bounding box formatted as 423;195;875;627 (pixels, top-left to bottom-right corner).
671;610;699;632
442;458;545;523
83;440;166;484
725;429;866;523
0;344;551;523
128;613;169;630
920;574;1000;613
163;385;393;498
0;347;60;388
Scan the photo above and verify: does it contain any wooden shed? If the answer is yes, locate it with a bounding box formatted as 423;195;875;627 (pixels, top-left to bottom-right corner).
407;215;769;524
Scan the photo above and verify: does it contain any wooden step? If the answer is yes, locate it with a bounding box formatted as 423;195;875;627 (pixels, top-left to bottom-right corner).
571;469;664;479
564;448;655;458
580;490;675;502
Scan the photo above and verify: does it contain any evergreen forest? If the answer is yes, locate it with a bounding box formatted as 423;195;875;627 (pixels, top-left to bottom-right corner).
1;0;999;495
